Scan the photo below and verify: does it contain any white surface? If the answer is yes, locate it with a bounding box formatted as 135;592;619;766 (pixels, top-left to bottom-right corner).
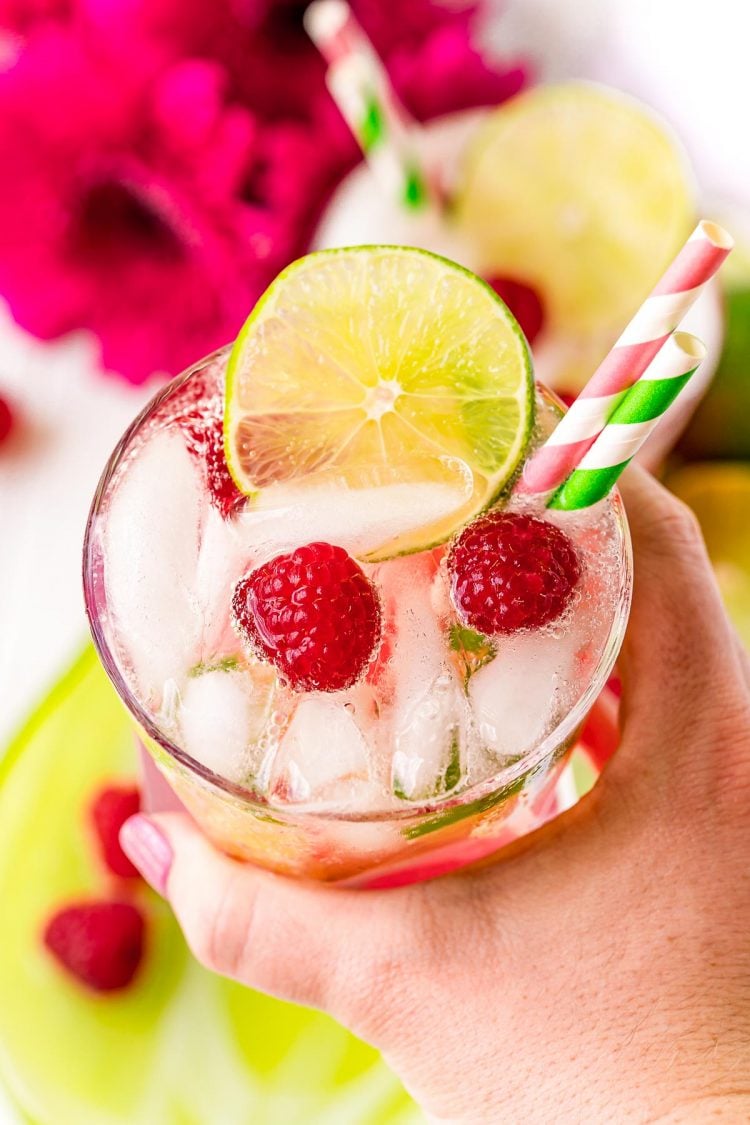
495;0;750;209
0;304;156;748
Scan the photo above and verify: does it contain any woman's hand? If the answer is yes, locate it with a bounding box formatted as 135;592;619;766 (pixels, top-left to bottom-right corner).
121;466;750;1124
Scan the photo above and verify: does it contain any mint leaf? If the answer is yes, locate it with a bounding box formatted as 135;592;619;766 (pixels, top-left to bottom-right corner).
448;624;496;687
402;773;527;841
441;732;462;794
188;655;240;678
449;624;487;654
393;777;410;802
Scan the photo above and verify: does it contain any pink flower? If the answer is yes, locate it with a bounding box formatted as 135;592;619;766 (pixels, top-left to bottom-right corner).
0;27;308;381
73;0;329;119
0;1;528;383
0;0;71;34
352;0;476;56
389;22;527;120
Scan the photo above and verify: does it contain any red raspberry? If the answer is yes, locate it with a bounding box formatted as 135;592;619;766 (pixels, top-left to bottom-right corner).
0;395;14;445
203;414;246;519
43;901;145;992
90;784;142;879
159;374;245;518
448;512;581;635
556;390;577;409
232;543;382;692
485;276;545;345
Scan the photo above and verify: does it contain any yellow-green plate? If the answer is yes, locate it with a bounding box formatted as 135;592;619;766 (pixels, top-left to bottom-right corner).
0;649;418;1125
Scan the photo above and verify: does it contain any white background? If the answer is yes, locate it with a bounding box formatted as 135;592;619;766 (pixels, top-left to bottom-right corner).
0;0;748;1119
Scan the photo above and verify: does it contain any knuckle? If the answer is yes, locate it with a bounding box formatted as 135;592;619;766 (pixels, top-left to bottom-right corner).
186;916;217;973
656;497;705;557
189;870;256;980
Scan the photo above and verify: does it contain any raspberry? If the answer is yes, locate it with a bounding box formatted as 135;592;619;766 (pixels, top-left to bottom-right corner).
158;374;245;518
90;784;142;879
485;276;545;345
203;414;246;519
43;901;145;992
0;395;14;445
232;543;382;692
556;390;577;409
448;512;581;635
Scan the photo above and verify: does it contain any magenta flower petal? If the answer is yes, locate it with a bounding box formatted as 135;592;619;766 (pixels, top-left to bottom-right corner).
152;59;229;149
0;0;71;34
0;24;289;382
390;23;528;120
0;1;530;383
352;0;477;56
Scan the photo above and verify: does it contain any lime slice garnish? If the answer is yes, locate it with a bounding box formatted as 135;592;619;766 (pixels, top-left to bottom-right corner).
455;82;695;341
666;463;750;649
225;246;533;560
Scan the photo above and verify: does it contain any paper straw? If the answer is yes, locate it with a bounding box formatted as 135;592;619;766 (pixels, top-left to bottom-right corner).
548;332;706;510
518;221;733;497
304;0;435;210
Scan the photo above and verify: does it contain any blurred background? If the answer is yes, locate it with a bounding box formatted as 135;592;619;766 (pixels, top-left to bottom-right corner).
0;0;747;1121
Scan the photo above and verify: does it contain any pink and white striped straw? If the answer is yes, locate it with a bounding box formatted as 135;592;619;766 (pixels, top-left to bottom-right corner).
304;0;437;210
518;220;734;496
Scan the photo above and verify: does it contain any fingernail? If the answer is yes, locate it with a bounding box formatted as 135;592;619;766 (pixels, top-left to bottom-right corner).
119;815;173;896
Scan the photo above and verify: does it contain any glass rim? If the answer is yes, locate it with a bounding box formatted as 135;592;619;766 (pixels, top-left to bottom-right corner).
83;345;633;824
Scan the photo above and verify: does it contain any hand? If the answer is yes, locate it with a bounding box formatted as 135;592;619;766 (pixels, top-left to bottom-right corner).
121;466;750;1124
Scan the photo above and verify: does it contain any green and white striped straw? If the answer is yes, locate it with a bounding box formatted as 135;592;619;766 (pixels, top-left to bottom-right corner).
549;332;706;511
304;0;435;211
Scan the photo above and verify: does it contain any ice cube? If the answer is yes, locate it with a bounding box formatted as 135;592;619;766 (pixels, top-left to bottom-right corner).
468;630;579;761
383;555;447;693
104;431;204;701
193;505;249;659
235;480;468;564
392;673;465;801
179;664;275;782
270;696;381;810
383;555;466;799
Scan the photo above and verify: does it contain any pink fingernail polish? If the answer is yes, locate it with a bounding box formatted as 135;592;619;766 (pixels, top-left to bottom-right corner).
119;815;173;896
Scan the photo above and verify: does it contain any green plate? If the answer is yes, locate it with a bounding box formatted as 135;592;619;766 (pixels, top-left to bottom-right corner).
0;648;418;1125
679;285;750;460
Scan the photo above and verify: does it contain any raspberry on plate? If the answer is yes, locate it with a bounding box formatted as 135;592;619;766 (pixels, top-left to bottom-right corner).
0;395;14;445
43;901;145;992
90;785;142;879
232;543;382;693
448;512;581;635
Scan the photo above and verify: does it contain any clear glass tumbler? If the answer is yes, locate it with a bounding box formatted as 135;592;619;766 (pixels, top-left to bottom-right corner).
84;347;632;887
